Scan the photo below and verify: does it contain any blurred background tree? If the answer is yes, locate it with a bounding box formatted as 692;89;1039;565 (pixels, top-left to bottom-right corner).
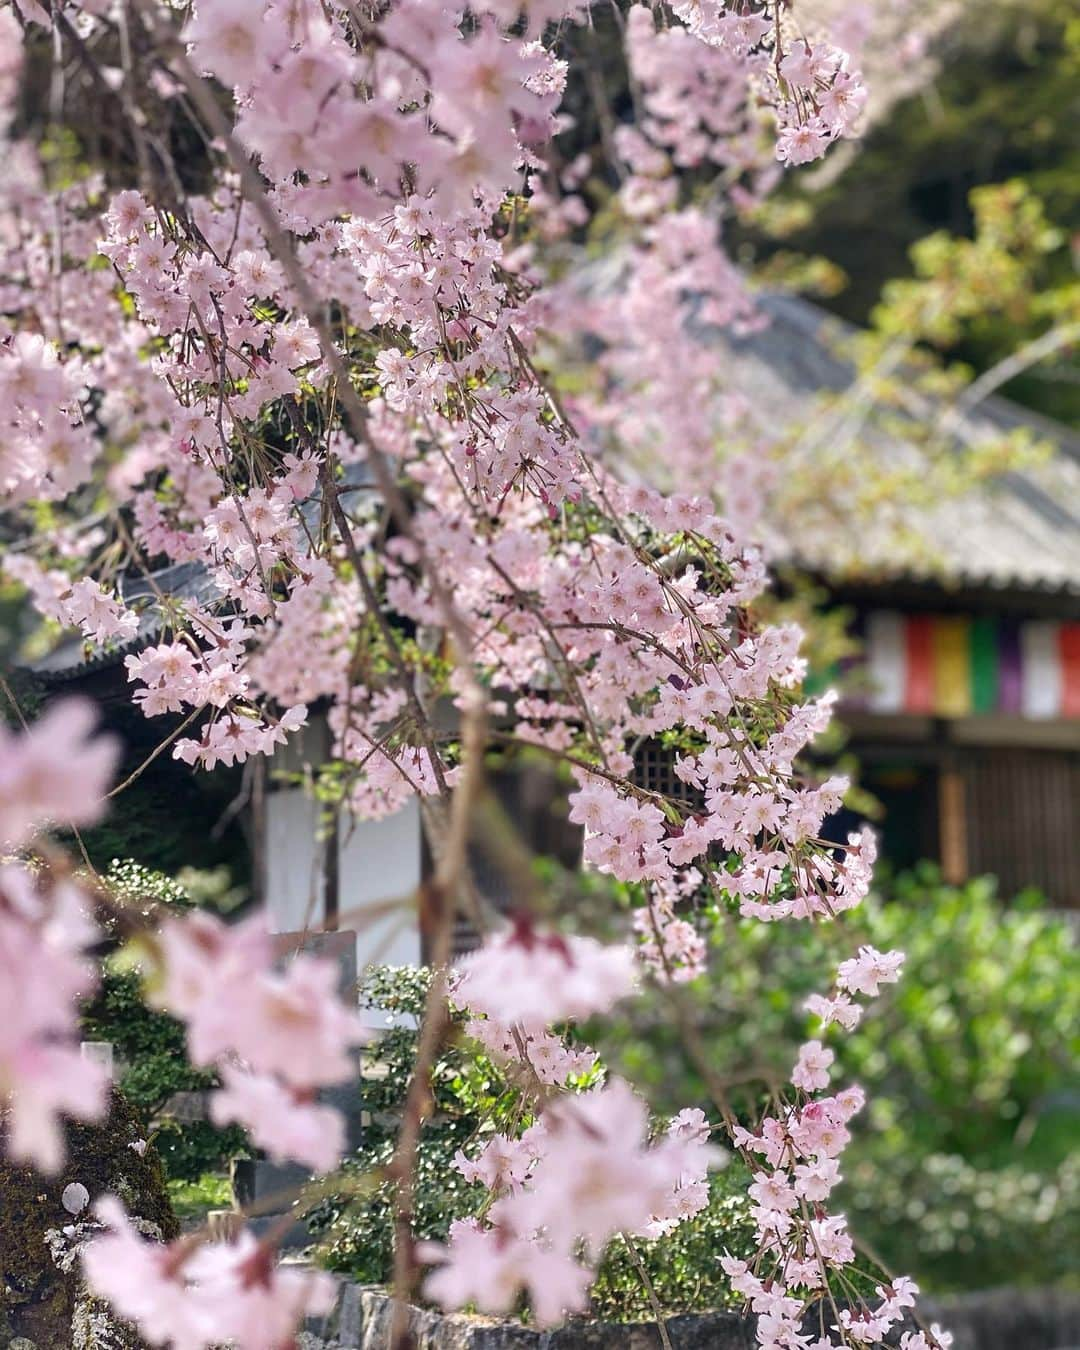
747;0;1080;425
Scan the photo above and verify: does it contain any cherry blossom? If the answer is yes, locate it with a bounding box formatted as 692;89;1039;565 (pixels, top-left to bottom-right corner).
82;1197;336;1350
452;920;637;1028
421;1219;594;1327
151;909;366;1172
792;1039;835;1093
837;945;906;997
0;698;119;848
424;1079;718;1324
0;707;116;1170
210;1065;346;1175
0;0;940;1342
81;1198;218;1350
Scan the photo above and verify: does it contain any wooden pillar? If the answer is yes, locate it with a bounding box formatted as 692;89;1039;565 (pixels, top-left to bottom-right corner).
939;765;969;884
250;755;267;906
323;810;340;931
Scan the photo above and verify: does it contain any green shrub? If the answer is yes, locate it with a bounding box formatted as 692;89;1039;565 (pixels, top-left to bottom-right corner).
832;868;1079;1288
167;1172;236;1224
598;864;1080;1292
313;965;509;1280
313;965;757;1322
80;859;247;1181
72;736;251;880
587;1172;755;1321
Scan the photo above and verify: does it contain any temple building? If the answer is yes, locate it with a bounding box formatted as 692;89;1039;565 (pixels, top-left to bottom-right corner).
719;295;1080;904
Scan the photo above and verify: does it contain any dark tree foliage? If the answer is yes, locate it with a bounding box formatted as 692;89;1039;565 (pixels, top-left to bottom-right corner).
748;0;1080;424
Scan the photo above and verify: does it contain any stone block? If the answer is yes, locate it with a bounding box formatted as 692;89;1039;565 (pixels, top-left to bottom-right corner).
233;929;364;1249
301;1283;1080;1350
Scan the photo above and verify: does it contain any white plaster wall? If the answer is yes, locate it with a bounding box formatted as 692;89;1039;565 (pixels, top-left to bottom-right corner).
337;796;423;977
264;780;423;1027
265;788;326;935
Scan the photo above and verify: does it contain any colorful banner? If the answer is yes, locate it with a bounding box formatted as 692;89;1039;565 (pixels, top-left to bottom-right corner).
860;612;1080;720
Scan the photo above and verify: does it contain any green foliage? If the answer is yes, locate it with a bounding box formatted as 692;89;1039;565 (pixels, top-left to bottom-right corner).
751;0;1080;425
80;860;248;1182
151;1117;246;1184
76;760;249;879
742;177;1068;557
173;864;248;915
832;868;1077;1169
81;966;246;1181
102;856;191;916
83;968;193;1116
314;966;756;1322
167;1172;235;1225
588;1173;755;1322
834;868;1080;1289
317;1120;485;1285
870;181;1069;348
314;965;512;1281
598;864;1080;1292
851;179;1080;447
66;698;252;882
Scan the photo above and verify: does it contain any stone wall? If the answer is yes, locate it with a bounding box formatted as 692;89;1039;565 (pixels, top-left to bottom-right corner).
303;1284;1080;1350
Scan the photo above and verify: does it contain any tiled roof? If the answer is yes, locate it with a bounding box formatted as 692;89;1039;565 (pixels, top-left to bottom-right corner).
27;470;376;683
29;561;222;682
710;294;1080;595
27;301;1080;682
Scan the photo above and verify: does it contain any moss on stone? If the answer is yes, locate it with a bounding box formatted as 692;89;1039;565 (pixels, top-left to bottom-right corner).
1;1085;179;1349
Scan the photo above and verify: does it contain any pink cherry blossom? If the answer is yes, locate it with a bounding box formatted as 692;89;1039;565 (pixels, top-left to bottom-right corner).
184;1226;337;1348
210;1065;346;1174
421;1221;593;1327
81;1197;218;1349
0;865;107;1171
792;1039;835;1093
452;920;636;1028
82;1196;336;1350
837;945;905;997
0;698;119;847
422;1078;718;1320
0;0;932;1337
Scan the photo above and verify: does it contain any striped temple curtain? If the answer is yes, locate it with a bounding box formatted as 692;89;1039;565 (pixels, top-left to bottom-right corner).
858;612;1080;719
